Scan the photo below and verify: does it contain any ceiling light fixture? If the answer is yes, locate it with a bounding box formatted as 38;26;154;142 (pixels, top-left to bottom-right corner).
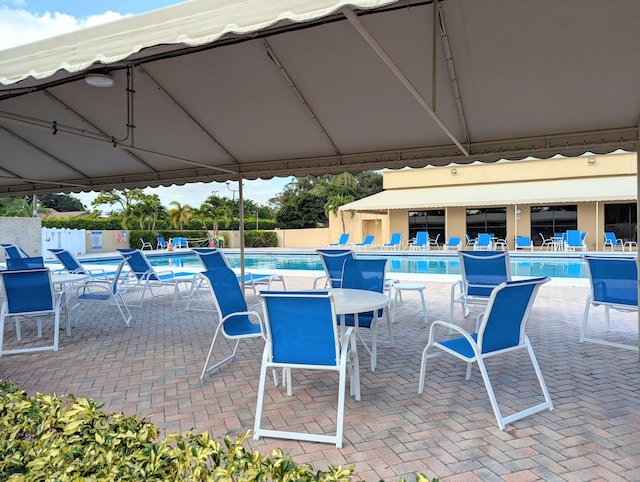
85;73;114;88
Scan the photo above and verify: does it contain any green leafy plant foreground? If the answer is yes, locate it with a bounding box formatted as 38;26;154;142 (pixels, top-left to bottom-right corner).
0;381;436;482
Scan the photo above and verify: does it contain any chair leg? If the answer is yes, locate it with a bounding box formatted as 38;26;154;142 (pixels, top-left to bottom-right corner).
200;327;239;379
580;297;592;343
475;356;506;430
252;352;270;441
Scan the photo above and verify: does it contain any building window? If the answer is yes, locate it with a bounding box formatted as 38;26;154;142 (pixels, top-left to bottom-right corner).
408;210;445;243
605;203;637;242
466;207;507;239
531;205;577;244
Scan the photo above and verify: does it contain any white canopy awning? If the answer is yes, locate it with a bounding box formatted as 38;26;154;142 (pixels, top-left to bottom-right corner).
339;176;637;212
0;0;638;196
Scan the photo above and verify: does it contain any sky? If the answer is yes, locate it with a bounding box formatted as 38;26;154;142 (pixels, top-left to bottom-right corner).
0;0;293;209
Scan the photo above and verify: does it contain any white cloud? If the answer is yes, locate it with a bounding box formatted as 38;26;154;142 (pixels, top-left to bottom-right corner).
0;7;126;50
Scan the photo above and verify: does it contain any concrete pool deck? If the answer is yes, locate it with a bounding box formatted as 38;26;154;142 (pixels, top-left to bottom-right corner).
1;270;638;480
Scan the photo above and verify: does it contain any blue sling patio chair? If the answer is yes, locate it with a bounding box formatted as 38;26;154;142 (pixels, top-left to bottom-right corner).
187;248;285;303
515;236;534;251
354;235;375;250
603;232;624;251
473;233;492;250
565;229;586;252
198;267;265;379
313;248;355;289
49;248;116;280
156;236;168;249
116;248;196;308
581;256;638;351
408;231;429;250
1;243;29;261
253;290;360;448
5;256;45;270
418;277;553;430
383;232;402;250
442;236;462;251
73;259;133;327
450;250;511;324
329;233;350;247
0;267;64;356
340;258;392;372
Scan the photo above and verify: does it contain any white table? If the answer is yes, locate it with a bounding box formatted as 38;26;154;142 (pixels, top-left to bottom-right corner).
51;273;88;334
330;288;390;316
392;282;428;324
330;288;391;372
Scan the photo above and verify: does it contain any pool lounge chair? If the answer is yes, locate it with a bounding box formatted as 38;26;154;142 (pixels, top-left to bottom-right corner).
329;233;350;247
117;248;196;308
187;248;285;305
383;233;402;250
515;236;534;251
49;248;116;280
1;243;29;260
156;236;168;249
354;235;375;250
442;236;461;251
409;231;429;251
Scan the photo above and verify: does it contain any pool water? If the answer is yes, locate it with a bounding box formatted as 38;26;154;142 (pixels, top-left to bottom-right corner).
81;252;590;278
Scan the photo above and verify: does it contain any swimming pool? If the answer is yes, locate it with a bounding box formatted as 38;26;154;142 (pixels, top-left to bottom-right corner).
79;251;594;278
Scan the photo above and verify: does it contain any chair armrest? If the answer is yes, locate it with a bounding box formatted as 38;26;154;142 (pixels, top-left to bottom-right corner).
313;275;329;289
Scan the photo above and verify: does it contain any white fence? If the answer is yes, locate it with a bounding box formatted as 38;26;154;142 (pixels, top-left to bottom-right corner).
42;228;86;259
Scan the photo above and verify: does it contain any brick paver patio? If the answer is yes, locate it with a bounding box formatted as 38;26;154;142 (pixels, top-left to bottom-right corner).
1;271;639;481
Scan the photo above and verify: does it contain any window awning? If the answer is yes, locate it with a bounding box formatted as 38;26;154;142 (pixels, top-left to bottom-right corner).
339;176;637;212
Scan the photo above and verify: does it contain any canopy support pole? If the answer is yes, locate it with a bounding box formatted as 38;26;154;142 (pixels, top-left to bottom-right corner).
632;135;640;357
238;177;245;292
341;6;469;158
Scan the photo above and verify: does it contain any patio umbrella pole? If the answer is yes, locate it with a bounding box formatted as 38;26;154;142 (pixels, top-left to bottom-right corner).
238;176;245;291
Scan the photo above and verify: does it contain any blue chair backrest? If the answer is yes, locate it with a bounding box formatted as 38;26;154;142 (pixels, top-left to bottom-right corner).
447;236;461;247
117;249;155;280
260;291;338;366
49;249;83;273
200;268;259;336
387;233;401;245
415;232;428;246
459;250;511;297
1;244;28;260
516;236;531;247
360;235;374;245
0;268;54;313
193;248;231;270
6;256;45;270
476;233;492;247
334;233;349;245
604;232;617;244
478;277;549;354
566;230;582;246
316;249;354;288
585;256;638;307
341;258;386;293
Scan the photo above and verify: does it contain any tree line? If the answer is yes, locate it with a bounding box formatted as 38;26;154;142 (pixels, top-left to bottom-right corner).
0;171;382;230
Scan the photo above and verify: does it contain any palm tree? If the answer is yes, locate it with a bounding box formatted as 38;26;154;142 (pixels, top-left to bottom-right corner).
168;201;192;230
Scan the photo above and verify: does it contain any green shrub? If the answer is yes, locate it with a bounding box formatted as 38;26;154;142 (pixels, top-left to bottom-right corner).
42;217;123;230
0;380;436;482
244;230;278;248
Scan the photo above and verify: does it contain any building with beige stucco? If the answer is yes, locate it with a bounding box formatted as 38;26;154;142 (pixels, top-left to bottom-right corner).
334;152;637;251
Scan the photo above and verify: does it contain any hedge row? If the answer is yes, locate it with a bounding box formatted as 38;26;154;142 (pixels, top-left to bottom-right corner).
0;380;436;481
